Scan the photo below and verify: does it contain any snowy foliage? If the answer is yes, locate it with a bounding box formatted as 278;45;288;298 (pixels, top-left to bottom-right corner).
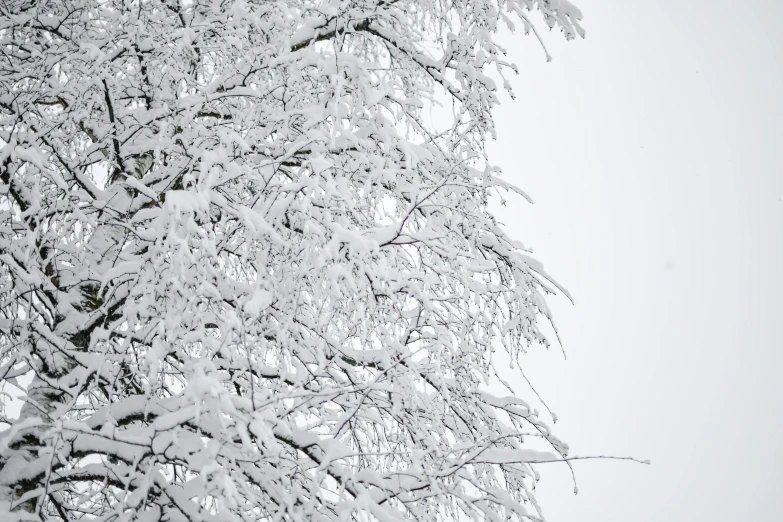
0;0;584;520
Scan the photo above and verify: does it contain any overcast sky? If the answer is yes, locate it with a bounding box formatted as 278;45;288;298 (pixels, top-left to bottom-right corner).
486;1;783;521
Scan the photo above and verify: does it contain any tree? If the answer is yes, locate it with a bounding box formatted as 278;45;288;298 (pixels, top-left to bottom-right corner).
0;0;585;520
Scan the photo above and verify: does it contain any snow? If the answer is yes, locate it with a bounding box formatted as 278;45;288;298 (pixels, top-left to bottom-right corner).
478;448;559;464
0;0;584;519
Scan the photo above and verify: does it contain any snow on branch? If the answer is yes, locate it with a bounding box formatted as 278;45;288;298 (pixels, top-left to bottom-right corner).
0;0;585;520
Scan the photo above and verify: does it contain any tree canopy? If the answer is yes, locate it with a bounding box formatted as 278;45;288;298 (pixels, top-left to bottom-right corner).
0;0;584;520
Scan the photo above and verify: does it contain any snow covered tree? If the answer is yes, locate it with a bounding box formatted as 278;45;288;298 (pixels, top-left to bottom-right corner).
0;0;585;520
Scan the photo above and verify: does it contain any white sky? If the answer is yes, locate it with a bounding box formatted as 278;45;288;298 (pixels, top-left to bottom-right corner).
487;1;783;521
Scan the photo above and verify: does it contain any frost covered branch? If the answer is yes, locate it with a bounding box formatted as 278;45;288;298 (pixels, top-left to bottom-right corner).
0;0;585;520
